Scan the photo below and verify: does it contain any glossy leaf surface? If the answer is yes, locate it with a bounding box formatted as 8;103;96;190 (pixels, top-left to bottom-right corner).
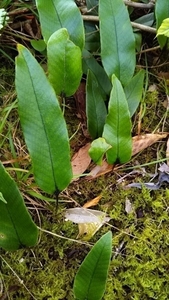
124;69;145;117
73;231;112;300
89;138;112;165
47;28;82;97
36;0;84;49
99;0;135;85
82;49;111;95
157;18;169;37
15;45;72;193
0;162;38;251
86;70;107;138
30;39;46;52
103;75;132;164
155;0;169;48
133;13;154;30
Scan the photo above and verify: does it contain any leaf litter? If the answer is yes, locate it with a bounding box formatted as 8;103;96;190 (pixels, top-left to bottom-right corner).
125;135;169;190
125;163;169;190
71;143;91;180
65;207;110;240
71;133;168;180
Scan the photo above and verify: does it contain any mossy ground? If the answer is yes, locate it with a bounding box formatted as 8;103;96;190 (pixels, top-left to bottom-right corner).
1;180;169;299
0;42;169;300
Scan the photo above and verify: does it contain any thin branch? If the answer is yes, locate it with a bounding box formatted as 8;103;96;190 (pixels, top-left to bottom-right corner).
123;0;155;9
82;15;156;34
131;21;156;33
138;45;160;54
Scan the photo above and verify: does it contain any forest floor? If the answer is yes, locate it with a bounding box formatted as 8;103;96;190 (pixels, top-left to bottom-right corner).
0;1;169;300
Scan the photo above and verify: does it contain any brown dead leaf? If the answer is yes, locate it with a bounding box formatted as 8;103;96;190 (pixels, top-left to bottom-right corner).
158;71;169;82
132;133;168;156
87;133;168;179
163;95;169;110
87;160;114;179
148;84;157;92
83;194;102;208
71;143;91;180
74;81;86;121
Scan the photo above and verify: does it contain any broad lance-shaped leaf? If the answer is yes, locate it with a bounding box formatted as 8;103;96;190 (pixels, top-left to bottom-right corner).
86;70;107;138
35;0;84;50
15;44;72;194
157;18;169;38
99;0;135;85
124;69;145;117
0;162;38;251
47;28;82;97
103;75;132;164
73;231;112;300
155;0;169;48
82;49;111;95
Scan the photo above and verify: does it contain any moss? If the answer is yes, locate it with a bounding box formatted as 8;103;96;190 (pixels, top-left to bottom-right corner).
139;88;165;132
103;187;169;300
0;208;90;299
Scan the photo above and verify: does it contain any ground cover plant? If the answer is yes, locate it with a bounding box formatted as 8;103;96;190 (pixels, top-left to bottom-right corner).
0;0;169;299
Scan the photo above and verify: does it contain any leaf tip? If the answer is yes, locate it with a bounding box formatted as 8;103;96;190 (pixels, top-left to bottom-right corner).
17;44;24;53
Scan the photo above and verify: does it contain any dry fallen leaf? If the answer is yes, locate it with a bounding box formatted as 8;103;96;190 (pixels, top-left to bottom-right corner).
125;198;134;214
74;81;86;121
88;133;168;179
87;160;113;179
71;143;91;180
65;207;110;240
158;71;169;83
83;194;102;208
148;84;157;92
132;133;168;156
